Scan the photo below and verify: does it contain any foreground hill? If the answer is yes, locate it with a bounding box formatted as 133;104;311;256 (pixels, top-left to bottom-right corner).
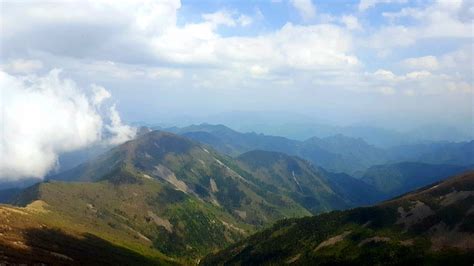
0;201;175;265
201;171;474;265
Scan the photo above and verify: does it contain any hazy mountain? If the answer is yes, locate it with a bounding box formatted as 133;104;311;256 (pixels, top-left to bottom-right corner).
167;124;388;175
174;124;298;157
388;141;474;166
202;171;474;265
300;134;388;174
167;124;474;176
361;162;471;198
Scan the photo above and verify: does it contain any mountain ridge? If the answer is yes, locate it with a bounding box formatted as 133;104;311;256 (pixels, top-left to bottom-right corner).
201;170;474;265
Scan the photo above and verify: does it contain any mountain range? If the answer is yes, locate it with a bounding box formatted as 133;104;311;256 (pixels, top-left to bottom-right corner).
165;124;474;175
0;131;378;263
0;127;472;264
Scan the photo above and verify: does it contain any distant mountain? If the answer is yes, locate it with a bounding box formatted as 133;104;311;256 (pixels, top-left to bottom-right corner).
174;124;297;157
0;188;21;203
168;124;388;175
236;150;382;213
301;134;388;174
406;124;473;143
361;162;471;198
167;124;474;176
202;171;474;265
388;141;474;166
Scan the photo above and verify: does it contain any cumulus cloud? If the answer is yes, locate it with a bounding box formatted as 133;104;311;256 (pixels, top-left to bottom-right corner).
202;10;252;28
91;84;112;106
203;10;239;27
290;0;317;21
2;0;358;80
0;70;135;180
371;0;472;53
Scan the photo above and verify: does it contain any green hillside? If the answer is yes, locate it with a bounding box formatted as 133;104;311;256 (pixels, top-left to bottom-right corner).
201;171;474;265
236;150;381;213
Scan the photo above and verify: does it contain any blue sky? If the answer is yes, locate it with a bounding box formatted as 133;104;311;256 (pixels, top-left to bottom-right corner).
0;0;473;179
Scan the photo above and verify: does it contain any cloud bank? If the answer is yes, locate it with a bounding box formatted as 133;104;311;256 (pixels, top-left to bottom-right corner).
0;70;136;180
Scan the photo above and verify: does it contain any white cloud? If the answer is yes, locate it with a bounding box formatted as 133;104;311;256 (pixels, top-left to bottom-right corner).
405;70;432;80
373;0;472;51
150;22;358;73
1;59;43;74
290;0;317;20
91;84;111;106
2;0;357;79
203;10;238;27
237;14;253;27
401;56;439;70
341;15;361;30
364;68;472;95
0;70;135;180
202;10;254;28
373;69;397;81
106;105;137;145
358;0;407;12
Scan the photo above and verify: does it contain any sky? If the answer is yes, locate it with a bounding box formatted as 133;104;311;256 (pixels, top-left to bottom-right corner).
0;0;473;179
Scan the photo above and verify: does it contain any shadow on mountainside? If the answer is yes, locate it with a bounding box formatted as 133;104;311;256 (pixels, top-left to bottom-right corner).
0;227;169;265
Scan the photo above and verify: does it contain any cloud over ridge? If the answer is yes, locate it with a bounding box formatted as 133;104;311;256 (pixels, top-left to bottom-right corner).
0;69;136;180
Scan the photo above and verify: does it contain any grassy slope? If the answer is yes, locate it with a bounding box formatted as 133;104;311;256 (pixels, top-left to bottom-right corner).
201;171;474;265
0;203;174;265
236;150;349;213
52;131;310;226
10;178;258;264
